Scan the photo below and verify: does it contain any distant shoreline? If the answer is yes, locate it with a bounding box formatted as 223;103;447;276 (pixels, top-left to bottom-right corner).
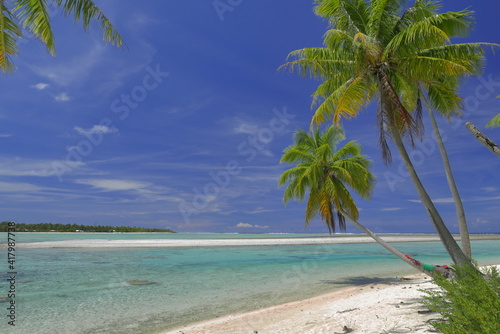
7;233;500;249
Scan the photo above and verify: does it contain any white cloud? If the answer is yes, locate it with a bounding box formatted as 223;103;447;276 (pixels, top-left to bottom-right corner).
380;207;403;212
235;222;269;229
408;197;455;204
0;181;41;192
54;92;70;102
234;122;259;135
31;82;49;90
473;218;490;225
0;134;11;138
470;196;500;202
481;187;497;192
74;125;118;136
75;179;150;192
0;157;83;177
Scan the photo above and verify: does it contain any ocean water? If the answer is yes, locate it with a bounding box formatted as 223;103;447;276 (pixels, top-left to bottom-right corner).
1;234;499;334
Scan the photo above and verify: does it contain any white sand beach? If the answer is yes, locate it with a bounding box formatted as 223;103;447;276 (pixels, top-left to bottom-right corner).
10;233;500;248
163;265;500;334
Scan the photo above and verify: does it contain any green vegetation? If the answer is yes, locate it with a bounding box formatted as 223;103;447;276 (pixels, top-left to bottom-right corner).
279;125;374;234
279;0;500;267
0;221;175;233
422;265;500;334
0;0;123;72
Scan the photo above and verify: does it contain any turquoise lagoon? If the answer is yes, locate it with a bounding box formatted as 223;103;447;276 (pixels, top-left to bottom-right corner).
1;233;499;334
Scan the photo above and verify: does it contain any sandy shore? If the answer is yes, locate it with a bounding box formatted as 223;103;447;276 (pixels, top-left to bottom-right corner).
162;265;499;334
8;233;500;248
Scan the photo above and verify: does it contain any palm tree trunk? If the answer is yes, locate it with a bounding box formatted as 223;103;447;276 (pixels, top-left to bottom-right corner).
427;107;471;258
390;129;473;267
337;208;434;276
465;121;500;158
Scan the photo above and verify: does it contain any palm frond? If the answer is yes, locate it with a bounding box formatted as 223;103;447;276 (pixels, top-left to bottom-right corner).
14;0;55;55
425;79;461;117
384;19;449;58
398;55;476;81
305;190;321;225
392;0;439;34
331;140;361;160
280;48;355;79
54;0;123;47
311;72;374;126
323;28;355;50
315;0;370;34
367;0;404;42
430;9;474;38
412;43;498;77
378;69;421;139
280;146;316;164
486;114;500;128
0;4;21;72
323;124;346;148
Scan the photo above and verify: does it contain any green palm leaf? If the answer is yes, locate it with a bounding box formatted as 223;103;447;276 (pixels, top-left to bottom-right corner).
0;0;122;73
54;0;123;47
0;5;21;72
486;114;500;128
279;125;375;233
14;0;54;55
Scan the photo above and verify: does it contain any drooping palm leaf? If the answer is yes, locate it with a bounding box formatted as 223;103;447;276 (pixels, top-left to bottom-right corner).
0;0;122;73
0;4;21;72
54;0;123;47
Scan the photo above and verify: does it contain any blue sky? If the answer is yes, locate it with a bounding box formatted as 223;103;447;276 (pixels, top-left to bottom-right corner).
1;0;499;234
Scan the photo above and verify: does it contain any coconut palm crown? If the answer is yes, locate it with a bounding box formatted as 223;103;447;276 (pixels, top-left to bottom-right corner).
279;125;375;234
0;0;123;72
281;0;496;164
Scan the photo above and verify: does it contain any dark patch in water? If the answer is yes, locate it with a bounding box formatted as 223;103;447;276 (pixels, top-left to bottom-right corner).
127;280;158;286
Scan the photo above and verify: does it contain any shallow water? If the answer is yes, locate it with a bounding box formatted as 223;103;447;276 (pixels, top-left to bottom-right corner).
0;236;499;334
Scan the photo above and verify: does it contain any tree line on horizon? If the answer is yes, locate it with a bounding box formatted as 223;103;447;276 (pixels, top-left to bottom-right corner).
0;221;175;233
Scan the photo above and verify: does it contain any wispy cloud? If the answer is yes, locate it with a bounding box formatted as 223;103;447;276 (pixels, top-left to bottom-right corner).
54;92;70;102
470;195;500;202
408;195;500;204
29;42;107;86
380;207;403;212
75;179;150;192
233;121;259;135
0;134;11;138
0;181;41;192
74;124;118;137
481;187;497;192
0;157;82;177
408;197;455;204
235;222;269;229
31;82;49;90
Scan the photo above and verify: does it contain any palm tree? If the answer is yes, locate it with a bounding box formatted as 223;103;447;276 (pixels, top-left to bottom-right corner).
0;0;123;72
424;98;471;258
279;125;374;234
279;125;434;274
280;0;497;266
